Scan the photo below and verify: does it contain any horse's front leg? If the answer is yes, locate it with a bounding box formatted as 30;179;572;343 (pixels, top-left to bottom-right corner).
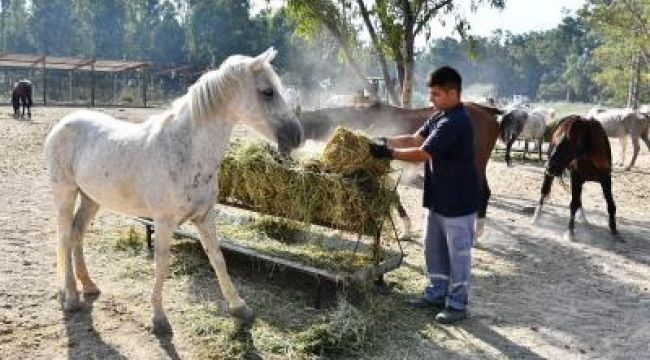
151;218;175;334
192;209;253;323
523;139;529;162
537;137;543;161
505;138;515;166
532;174;553;224
600;176;621;240
564;175;583;241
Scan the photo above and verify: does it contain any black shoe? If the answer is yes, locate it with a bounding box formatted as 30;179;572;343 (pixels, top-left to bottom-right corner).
435;307;468;324
406;297;445;311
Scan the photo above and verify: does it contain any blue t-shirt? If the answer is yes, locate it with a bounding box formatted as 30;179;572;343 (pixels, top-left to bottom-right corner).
418;104;478;217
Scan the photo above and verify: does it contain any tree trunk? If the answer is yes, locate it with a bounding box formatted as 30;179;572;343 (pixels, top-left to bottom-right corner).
400;0;415;108
355;0;398;104
630;55;641;110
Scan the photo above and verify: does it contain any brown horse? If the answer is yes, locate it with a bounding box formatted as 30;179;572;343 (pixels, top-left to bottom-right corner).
531;115;619;241
12;80;33;119
300;101;502;239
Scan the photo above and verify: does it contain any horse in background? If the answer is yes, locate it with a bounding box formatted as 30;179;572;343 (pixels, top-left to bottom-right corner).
300;101;502;239
12;80;33;119
44;48;303;334
586;106;650;170
499;107;555;166
532;115;619;241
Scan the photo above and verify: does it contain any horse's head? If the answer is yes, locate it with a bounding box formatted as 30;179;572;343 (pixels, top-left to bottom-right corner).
547;115;610;176
226;48;303;154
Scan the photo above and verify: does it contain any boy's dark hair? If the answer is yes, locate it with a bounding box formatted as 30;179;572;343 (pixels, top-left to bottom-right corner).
427;66;462;93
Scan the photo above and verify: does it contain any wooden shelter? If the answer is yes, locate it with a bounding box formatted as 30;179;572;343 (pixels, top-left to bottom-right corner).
0;53;149;106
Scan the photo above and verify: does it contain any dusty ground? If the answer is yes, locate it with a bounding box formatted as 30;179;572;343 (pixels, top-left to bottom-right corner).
0;106;648;359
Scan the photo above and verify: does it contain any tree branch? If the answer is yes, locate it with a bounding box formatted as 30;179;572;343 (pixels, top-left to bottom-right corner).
414;0;453;35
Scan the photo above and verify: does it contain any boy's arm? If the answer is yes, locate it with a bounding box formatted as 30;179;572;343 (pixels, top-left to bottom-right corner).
386;133;425;148
391;147;431;163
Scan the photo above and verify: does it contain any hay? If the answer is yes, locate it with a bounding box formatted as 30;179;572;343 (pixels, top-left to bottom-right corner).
320;126;391;176
218;129;397;236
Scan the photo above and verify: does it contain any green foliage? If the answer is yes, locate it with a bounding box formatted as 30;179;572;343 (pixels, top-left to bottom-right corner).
581;0;650;106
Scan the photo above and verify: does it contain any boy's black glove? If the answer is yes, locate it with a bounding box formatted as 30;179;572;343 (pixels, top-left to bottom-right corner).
369;142;394;159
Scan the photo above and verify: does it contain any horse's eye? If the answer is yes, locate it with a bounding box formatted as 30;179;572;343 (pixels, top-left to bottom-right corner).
261;89;274;100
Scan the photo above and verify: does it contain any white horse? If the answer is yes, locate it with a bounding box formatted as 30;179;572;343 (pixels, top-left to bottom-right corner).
586;106;650;170
43;48;303;334
499;107;553;165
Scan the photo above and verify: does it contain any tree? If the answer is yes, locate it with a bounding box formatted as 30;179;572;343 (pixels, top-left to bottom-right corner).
87;0;126;58
288;0;505;107
581;0;649;108
185;0;256;67
29;0;76;56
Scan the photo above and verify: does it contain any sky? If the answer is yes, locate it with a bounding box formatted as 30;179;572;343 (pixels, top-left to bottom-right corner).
250;0;586;40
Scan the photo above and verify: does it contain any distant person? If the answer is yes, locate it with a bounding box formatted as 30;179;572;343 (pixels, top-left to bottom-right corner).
369;66;477;324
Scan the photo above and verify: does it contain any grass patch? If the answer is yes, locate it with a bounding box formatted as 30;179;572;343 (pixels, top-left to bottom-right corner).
114;225;145;252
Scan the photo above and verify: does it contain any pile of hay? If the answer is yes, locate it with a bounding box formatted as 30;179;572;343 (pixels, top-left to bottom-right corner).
218;127;396;236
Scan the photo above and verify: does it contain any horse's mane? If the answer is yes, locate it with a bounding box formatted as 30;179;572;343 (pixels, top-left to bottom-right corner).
170;54;281;122
553;115;612;172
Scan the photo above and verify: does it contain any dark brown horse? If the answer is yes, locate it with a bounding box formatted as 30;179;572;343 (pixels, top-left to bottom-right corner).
12;80;33;119
300;101;502;239
531;115;620;241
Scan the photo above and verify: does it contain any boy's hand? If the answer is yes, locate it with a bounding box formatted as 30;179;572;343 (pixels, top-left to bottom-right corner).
369;142;394;159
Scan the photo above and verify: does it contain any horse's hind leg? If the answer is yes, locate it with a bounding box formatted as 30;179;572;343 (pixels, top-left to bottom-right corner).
600;176;620;239
150;218;175;334
641;128;650;151
475;179;490;239
564;175;583;241
625;135;640;171
53;185;81;311
618;136;627;167
192;210;253;323
71;192;100;295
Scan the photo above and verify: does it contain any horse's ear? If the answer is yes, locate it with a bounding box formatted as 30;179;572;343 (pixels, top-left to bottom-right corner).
251;47;277;72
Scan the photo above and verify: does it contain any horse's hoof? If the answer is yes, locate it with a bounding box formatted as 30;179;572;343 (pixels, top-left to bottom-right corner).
531;213;541;225
80;282;101;296
563;230;576;242
64;296;82;312
152;315;173;335
229;304;255;324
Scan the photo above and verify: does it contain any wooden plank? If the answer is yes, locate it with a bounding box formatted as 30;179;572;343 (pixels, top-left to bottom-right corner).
130;217;402;286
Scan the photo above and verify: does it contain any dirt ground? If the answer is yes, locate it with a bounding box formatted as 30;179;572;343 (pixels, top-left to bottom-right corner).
0;106;648;359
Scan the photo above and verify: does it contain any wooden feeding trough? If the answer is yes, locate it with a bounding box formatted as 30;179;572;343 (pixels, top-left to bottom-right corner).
135;132;405;307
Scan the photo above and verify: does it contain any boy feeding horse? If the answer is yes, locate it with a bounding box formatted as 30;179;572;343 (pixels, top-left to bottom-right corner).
370;66;477;324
